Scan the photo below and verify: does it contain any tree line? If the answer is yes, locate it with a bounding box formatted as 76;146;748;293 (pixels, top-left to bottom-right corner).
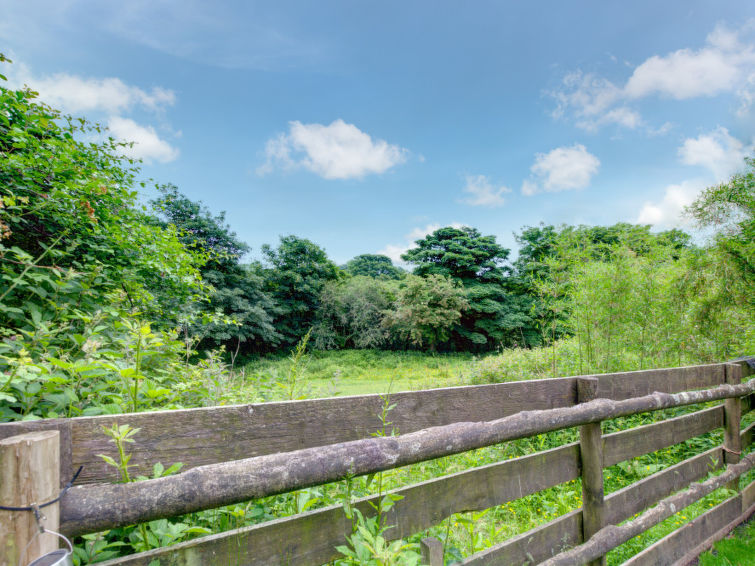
1;56;754;419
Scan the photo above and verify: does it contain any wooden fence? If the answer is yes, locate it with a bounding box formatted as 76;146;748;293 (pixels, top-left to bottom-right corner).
0;360;753;565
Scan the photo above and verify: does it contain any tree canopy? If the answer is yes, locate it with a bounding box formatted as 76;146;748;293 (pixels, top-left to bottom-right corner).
262;235;341;347
344;254;403;279
402;226;509;283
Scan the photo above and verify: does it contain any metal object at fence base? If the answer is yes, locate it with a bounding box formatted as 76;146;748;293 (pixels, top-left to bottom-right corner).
27;549;72;566
21;529;73;566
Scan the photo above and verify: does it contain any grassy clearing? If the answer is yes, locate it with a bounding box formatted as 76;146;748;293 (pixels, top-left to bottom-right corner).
238;338;643;399
241;349;477;398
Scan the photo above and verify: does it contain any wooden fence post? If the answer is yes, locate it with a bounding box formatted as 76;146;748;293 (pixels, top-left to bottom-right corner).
420;536;443;566
0;430;60;566
578;377;606;566
724;363;742;492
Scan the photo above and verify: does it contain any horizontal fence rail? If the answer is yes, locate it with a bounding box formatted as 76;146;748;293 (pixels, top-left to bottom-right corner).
623;476;755;566
88;405;736;566
60;370;755;536
1;359;753;566
540;453;755;566
0;363;727;486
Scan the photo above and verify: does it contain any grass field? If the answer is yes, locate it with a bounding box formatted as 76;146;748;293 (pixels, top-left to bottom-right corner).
239;338;601;400
242;349;477;398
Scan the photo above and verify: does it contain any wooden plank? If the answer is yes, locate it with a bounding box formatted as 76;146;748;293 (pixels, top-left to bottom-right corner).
675;498;755;566
739;394;752;414
461;510;583;565
594;363;724;400
0;420;73;489
63;381;755;537
603;406;723;467
0;378;577;485
622;494;743;566
97;444;581;566
604;447;723;525
66;366;749;490
743;476;755;510
92;405;727;566
461;447;724;566
0;362;726;487
724;363;743;491
539;454;755;566
421;538;444;566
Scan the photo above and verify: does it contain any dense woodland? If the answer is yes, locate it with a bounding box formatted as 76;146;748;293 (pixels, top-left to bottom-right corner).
1;60;754;423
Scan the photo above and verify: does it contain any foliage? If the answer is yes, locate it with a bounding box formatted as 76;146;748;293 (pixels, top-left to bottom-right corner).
688;156;755;313
402;226;533;350
0;64;240;422
150;185;280;353
0;75;207;336
336;391;422;566
281;328;311;400
344;254;404;280
384;274;468;351
313;276;396;350
402;226;509;283
696;520;755;565
262;235;341;347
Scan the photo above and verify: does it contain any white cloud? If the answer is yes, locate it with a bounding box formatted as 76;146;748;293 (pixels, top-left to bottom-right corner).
461;175;511;207
377;244;413;266
108;117;179;163
637;128;751;229
576;106;643;132
7;64;175;115
4;60;180;165
551;71;624;126
636;180;702;228
678;127;749;181
522;144;600;195
258;119;408;179
378;222;464;265
624;31;749;100
552;23;755;130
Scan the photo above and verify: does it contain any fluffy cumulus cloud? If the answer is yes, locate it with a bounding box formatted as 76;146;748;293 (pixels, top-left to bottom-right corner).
636;128;751;228
6;62;179;163
7;64;175;115
636;180;701;228
678;127;749;181
522;144;600;195
108;117;180;163
378;222;464;265
552;23;755;131
258;119;408;179
461;174;511;207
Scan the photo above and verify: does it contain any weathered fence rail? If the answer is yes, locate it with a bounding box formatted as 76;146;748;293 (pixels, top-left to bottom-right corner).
0;360;752;566
0;363;725;487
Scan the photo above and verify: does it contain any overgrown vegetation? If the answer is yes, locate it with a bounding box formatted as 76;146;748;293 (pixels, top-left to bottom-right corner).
2;53;755;565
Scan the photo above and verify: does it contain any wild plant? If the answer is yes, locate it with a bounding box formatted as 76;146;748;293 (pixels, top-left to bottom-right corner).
93;423;200;560
281;328;312;400
336;388;422;565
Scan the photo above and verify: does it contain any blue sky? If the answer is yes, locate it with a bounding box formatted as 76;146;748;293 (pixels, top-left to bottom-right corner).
2;1;754;264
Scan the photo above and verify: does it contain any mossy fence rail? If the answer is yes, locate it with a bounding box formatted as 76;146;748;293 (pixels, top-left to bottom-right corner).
1;360;754;566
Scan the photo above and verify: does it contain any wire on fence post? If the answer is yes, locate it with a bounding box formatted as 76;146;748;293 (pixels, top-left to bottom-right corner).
0;431;60;566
